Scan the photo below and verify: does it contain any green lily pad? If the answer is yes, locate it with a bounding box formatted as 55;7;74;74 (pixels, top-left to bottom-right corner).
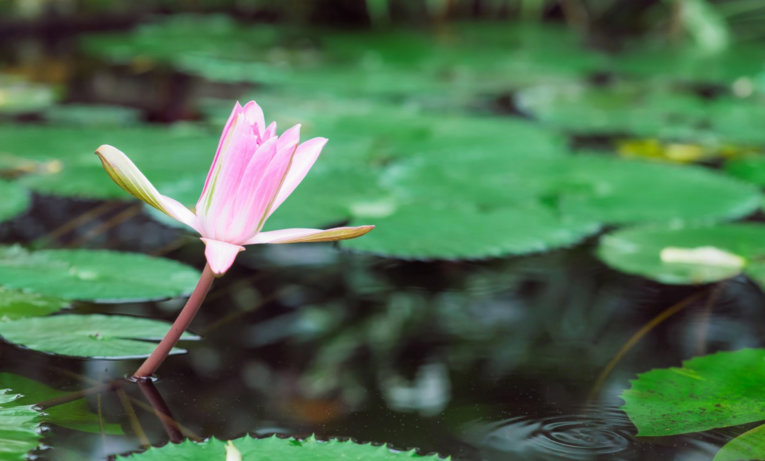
0;246;200;302
597;223;765;286
0;124;215;199
341;203;600;259
612;41;765;85
557;155;760;225
387;152;760;226
0;287;68;321
0;388;43;460
118;434;447;460
81;15;281;67
44;104;142;127
0;373;121;434
0;314;198;359
518;82;765;146
622;349;765;436
724;156;765;188
714;422;765;461
84;16;604;98
0;180;30;224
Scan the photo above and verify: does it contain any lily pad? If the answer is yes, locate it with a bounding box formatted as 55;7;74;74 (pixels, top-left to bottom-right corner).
341;203;600;259
0;373;121;434
386;152;760;226
44;104;142;127
597;223;765;286
612;41;765;85
724;156;765;188
0;124;215;199
0;287;68;321
0;314;198;358
557;155;760;225
0;246;200;302
714;422;765;461
0;388;43;460
518;82;765;146
622;348;765;436
0;180;30;224
118;434;447;460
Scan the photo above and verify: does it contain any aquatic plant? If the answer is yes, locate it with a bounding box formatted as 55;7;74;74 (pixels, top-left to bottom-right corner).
95;100;374;378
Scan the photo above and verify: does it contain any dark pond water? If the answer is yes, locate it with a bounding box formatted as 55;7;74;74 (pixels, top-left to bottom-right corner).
2;11;765;461
1;195;762;460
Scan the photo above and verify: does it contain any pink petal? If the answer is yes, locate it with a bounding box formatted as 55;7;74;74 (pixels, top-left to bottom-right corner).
196;113;265;229
201;238;245;275
263;121;277;141
267;137;328;217
278;124;301;150
198;136;279;241
201;101;242;198
246;225;375;244
243;101;265;137
235;137;296;236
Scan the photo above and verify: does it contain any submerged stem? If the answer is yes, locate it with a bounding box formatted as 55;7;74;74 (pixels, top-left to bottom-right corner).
133;264;216;379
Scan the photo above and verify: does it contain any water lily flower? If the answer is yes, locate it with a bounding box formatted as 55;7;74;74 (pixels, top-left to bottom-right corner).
96;100;374;276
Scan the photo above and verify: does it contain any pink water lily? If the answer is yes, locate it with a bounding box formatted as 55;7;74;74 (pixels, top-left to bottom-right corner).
96;100;373;276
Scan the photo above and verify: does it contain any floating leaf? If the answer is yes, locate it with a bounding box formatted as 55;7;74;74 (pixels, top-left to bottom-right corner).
0;287;68;321
557;155;760;225
715;422;765;461
597;223;765;286
0;246;200;302
612;41;765;85
0;124;215;199
44;104;142;127
0;180;30;224
0;388;43;460
387;152;760;226
341;203;600;259
622;349;765;436
0;314;198;358
118;434;447;460
518;82;765;147
0;373;121;434
724;156;765;188
84;17;603;96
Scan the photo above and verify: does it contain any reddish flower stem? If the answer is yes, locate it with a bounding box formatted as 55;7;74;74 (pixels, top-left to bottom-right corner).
133;264;216;379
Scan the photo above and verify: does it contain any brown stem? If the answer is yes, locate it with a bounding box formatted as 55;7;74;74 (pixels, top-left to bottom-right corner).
137;380;184;442
133;264;216;379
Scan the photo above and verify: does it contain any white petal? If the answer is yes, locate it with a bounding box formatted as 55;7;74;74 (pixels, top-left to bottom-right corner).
201;238;245;275
95;145;196;229
267;137;327;217
246;225;375;244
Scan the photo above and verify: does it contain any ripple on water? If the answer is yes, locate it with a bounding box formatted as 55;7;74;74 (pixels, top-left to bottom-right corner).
468;405;726;461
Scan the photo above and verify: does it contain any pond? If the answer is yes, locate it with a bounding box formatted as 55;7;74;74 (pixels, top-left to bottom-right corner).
2;2;765;460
